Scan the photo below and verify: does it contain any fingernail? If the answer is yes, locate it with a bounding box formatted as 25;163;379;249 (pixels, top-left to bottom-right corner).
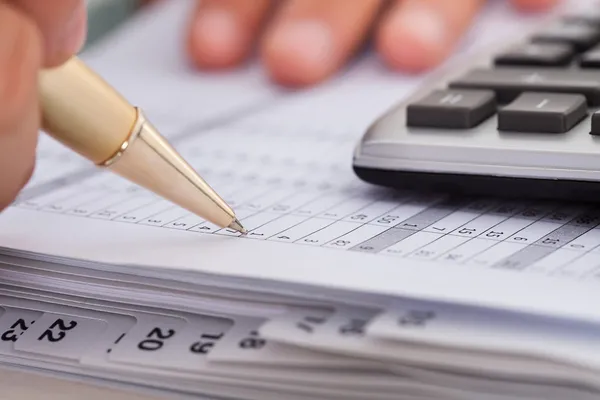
394;4;448;51
60;2;87;56
267;20;335;80
193;10;242;63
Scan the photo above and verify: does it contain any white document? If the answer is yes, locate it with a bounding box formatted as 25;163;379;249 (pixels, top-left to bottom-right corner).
258;306;600;398
367;302;600;370
2;0;600;332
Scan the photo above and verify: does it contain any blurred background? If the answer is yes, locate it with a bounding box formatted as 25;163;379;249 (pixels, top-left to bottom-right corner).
85;0;142;50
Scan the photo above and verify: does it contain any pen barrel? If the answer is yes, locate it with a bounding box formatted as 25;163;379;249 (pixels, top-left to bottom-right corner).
37;56;239;230
38;57;137;165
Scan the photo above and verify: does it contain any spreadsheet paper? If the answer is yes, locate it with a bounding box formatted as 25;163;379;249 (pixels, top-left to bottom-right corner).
17;123;600;274
1;0;600;324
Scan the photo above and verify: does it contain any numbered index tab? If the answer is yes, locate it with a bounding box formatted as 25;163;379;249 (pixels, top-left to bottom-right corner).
14;312;109;360
107;312;188;366
0;307;41;354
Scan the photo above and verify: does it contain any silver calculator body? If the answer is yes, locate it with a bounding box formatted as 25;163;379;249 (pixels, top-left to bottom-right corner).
353;9;600;201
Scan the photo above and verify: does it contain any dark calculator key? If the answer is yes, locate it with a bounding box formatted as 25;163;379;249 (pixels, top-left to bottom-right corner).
406;89;496;129
562;10;600;27
494;42;574;67
580;44;600;68
498;92;587;133
590;111;600;136
530;24;600;52
449;68;600;105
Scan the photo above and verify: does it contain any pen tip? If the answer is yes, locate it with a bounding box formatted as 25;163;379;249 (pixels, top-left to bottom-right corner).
228;218;247;234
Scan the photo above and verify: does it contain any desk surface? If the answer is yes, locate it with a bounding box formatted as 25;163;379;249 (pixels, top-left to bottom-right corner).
2;367;168;400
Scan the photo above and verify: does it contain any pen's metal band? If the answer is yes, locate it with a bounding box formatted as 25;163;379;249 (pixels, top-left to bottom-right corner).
99;107;146;167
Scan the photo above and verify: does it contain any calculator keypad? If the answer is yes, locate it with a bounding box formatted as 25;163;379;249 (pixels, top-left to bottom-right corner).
403;11;600;135
398;9;600;137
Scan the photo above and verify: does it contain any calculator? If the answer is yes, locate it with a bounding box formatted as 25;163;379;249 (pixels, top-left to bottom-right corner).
353;9;600;202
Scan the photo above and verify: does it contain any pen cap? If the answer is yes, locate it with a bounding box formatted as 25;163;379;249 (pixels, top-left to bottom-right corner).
38;57;137;165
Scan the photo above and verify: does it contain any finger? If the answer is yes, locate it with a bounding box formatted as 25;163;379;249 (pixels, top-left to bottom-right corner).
376;0;484;73
511;0;560;12
8;0;87;67
261;0;384;87
187;0;272;69
0;3;42;211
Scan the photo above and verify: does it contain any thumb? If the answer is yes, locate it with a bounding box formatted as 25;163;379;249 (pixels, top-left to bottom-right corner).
0;3;43;211
9;0;87;67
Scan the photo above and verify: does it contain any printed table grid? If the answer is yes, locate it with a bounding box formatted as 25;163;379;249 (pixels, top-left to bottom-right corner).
15;118;600;282
15;170;600;280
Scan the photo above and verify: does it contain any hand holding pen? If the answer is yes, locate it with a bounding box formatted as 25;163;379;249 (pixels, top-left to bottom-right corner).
0;0;561;220
0;0;245;232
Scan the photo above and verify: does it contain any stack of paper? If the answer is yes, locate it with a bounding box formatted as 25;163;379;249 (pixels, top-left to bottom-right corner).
1;1;600;399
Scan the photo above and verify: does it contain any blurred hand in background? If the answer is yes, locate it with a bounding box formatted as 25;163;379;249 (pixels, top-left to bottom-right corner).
183;0;560;87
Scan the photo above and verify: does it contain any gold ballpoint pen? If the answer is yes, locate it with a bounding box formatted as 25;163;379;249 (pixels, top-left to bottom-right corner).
38;57;246;234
